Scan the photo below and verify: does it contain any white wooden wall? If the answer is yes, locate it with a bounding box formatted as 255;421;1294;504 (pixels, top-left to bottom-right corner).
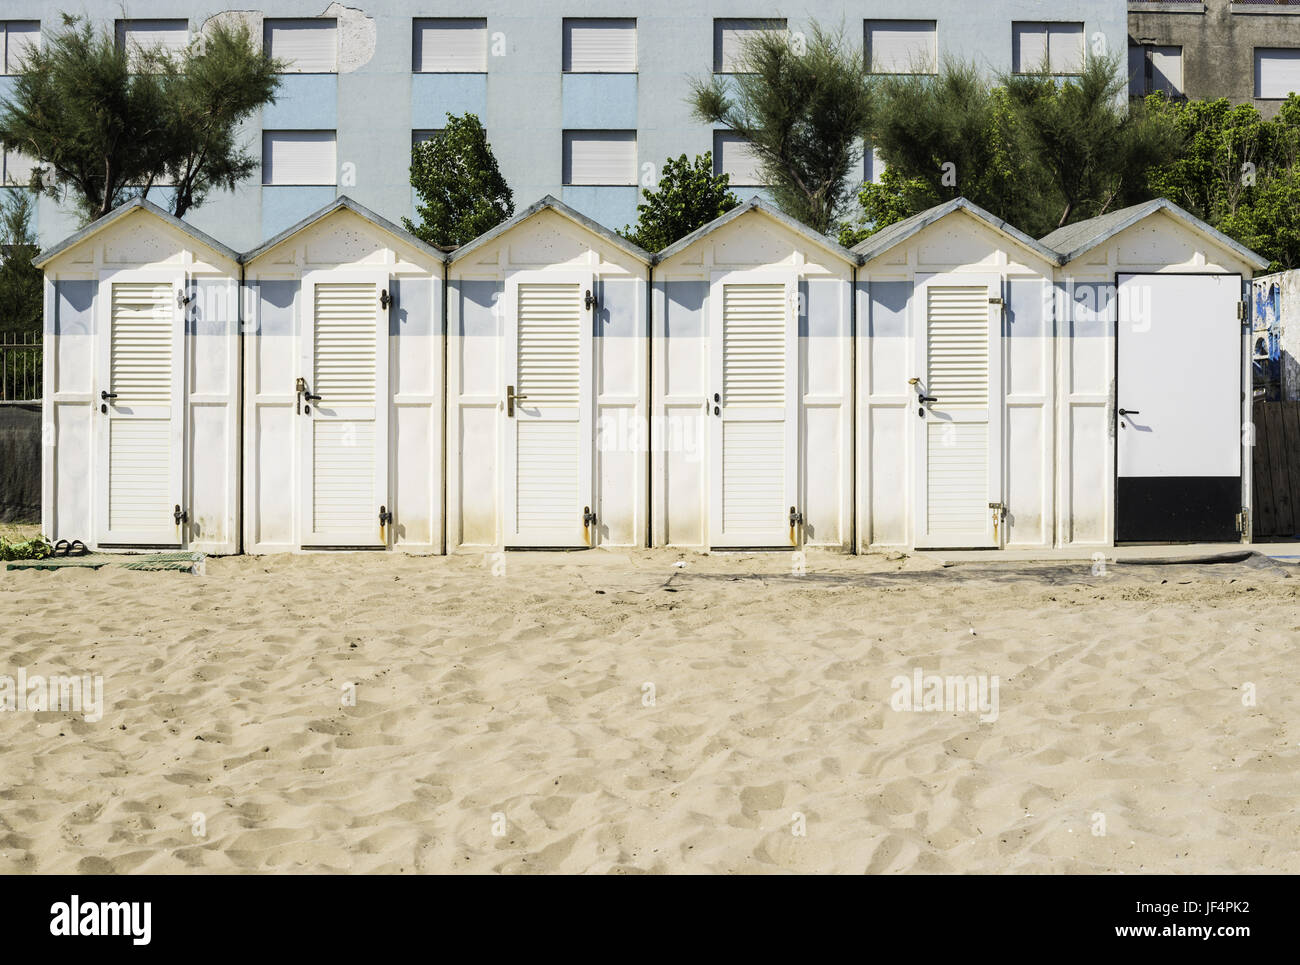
446;208;648;550
242;208;444;554
41;209;240;554
652;210;854;550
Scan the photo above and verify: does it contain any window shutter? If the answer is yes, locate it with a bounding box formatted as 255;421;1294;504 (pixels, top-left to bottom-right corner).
714;132;762;187
413;18;487;72
1047;24;1084;74
263;131;337;185
266;19;338;73
4;21;40;73
563;131;636;185
563;19;636;72
866;20;936;74
714;19;785;73
1151;46;1182;96
1255;49;1300;99
1012;23;1047;73
116;20;189;57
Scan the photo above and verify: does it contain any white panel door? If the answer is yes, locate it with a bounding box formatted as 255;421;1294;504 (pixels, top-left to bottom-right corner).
94;272;185;546
912;275;1003;548
709;272;798;547
503;272;594;547
299;273;389;547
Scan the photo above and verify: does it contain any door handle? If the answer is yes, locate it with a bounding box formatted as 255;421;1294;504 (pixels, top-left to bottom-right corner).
507;385;528;417
1118;408;1140;416
918;394;937;404
100;389;118;414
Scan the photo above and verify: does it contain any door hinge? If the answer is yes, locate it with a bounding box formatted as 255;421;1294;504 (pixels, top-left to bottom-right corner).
988;296;1003;306
789;506;803;527
379;506;393;526
1236;509;1248;533
583;506;597;528
380;288;391;310
1237;300;1248;323
173;504;188;525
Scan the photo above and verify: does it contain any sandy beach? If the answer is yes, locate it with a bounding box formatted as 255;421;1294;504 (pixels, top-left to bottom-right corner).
1;546;1297;874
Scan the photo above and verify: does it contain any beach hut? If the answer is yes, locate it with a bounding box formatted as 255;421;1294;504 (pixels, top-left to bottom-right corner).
652;198;856;550
36;199;241;554
445;197;651;550
1043;199;1268;545
240;197;446;553
854;199;1062;551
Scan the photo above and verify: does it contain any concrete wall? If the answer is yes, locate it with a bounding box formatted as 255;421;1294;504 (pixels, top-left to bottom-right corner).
5;1;1129;249
1129;0;1300;115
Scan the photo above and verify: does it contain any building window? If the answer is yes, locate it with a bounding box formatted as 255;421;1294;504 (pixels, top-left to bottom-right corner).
563;19;636;73
2;21;40;74
262;131;337;185
413;18;487;73
864;144;885;186
115;20;189;60
1129;45;1183;98
2;148;34;186
265;19;338;74
714;131;762;187
1012;22;1084;75
563;131;636;186
1255;48;1300;100
714;19;786;74
865;20;937;75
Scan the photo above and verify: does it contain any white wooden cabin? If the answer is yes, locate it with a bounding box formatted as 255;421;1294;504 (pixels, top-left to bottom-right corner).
652;198;856;551
241;197;446;553
36;199;241;554
1043;199;1268;545
445;197;651;551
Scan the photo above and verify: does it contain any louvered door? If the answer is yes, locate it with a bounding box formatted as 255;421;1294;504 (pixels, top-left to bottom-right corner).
502;272;594;546
913;275;1002;548
300;273;389;547
94;273;185;546
709;272;799;547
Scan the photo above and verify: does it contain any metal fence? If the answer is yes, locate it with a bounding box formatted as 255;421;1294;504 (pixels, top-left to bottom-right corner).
0;331;41;401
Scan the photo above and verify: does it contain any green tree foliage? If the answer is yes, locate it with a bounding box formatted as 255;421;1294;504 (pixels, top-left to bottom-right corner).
689;24;874;235
404;113;514;247
1144;94;1300;271
0;16;281;223
844;55;1178;242
621;153;740;252
1002;54;1178;229
0;190;41;335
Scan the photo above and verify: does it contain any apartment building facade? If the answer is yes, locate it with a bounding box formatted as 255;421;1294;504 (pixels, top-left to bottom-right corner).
2;3;1128;249
1129;1;1300;111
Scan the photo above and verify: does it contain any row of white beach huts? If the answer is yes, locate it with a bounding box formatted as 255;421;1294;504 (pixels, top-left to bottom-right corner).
37;192;1266;555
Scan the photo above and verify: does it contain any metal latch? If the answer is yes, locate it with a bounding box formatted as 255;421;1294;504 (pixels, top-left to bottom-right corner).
1236;509;1248;534
379;506;392;526
789;506;803;527
583;506;596;528
989;502;1005;541
507;385;528;417
174;504;188;525
988;296;1003;306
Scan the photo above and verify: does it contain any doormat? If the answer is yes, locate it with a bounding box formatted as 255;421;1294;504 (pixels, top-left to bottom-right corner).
7;552;204;573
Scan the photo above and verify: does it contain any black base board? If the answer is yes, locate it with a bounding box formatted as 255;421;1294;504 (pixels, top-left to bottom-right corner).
1116;476;1240;542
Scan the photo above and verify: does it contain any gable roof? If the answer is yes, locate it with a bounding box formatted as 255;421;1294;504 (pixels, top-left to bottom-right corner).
34;196;241;269
241;195;448;264
853;197;1061;266
448;195;652;265
1040;198;1269;269
654;195;859;265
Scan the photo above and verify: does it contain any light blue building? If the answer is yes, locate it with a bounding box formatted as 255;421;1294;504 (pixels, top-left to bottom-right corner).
2;2;1128;249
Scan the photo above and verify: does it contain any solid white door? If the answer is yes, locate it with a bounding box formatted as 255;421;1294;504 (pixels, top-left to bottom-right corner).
94;272;185;546
299;273;390;547
708;272;799;547
502;272;594;547
912;275;1003;548
1116;273;1242;541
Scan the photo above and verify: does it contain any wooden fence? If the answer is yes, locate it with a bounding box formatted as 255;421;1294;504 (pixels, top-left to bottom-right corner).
1252;401;1300;539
